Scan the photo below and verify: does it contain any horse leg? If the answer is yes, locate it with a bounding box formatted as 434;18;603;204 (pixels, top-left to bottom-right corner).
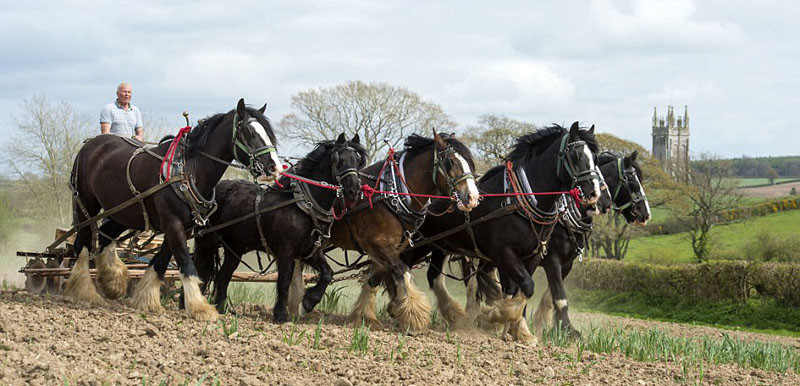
300;253;334;317
162;221;217;321
484;248;535;344
550;259;580;338
383;251;431;333
350;270;383;328
130;242;170;313
272;252;295;323
64;198;105;304
64;248;105;305
287;260;305;319
94;220;130;299
213;248;240;314
427;251;467;329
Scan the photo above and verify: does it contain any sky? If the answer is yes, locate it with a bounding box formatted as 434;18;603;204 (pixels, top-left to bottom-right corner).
1;0;798;161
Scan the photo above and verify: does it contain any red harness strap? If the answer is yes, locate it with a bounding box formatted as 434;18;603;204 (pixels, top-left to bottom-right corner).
159;126;192;182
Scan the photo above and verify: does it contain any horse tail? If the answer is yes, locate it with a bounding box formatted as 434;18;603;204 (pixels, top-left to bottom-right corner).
69;146;94;256
192;234;220;295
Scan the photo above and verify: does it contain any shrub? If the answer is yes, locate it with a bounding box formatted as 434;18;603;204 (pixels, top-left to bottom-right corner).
568;259;800;307
744;231;800;263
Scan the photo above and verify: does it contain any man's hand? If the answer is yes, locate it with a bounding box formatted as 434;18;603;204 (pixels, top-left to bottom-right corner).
135;134;144;141
135;127;144;142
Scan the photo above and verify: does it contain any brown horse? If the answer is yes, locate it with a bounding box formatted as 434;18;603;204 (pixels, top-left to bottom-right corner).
64;99;281;321
328;132;479;332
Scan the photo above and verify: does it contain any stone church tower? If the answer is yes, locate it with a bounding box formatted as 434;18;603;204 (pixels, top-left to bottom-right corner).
652;105;690;179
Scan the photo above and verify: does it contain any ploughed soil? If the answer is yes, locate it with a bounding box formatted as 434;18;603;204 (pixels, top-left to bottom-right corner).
738;181;800;198
1;290;798;385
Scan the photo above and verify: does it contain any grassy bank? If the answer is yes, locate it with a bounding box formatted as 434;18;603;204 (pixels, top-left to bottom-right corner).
569;288;800;337
626;209;800;263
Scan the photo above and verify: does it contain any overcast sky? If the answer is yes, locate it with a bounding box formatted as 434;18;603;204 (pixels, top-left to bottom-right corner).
1;0;797;160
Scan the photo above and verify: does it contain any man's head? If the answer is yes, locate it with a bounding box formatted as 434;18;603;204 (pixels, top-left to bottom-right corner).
116;82;132;106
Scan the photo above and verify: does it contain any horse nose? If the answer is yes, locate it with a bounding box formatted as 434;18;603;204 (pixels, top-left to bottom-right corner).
468;192;479;208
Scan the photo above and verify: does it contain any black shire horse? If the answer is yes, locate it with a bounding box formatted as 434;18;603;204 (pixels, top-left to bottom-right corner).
355;123;602;342
65;99;282;321
529;151;651;335
192;134;367;322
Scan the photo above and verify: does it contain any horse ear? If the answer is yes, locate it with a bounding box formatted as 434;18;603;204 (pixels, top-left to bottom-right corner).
588;124;595;135
351;133;360;144
450;132;457;139
433;131;447;150
624;153;634;169
630;150;638;162
258;103;267;115
569;121;580;137
336;133;346;145
236;98;246;119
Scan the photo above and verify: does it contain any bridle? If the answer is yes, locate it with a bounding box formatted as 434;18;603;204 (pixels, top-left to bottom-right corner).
611;157;647;217
432;143;476;203
332;146;363;185
556;133;602;200
232;113;277;178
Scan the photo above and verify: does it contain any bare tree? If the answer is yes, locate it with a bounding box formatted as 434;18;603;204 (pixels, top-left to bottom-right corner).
279;81;455;163
462;115;536;171
680;154;742;262
3;95;94;225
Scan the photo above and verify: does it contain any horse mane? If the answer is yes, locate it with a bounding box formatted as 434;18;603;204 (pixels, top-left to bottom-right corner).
481;124;599;182
403;133;476;170
599;151;643;180
185;107;278;157
291;139;368;178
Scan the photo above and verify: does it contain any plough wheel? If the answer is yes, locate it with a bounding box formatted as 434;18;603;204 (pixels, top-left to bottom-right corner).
24;258;46;294
45;258;64;295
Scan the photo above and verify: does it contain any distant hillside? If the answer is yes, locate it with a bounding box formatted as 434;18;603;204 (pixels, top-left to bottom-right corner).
693;156;800;178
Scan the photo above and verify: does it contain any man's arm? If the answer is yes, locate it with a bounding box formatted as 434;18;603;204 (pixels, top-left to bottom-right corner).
100;105;112;134
134;108;144;141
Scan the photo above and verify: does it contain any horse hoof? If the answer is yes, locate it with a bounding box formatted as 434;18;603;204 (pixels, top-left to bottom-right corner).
95;247;129;300
188;303;219;322
352;315;382;330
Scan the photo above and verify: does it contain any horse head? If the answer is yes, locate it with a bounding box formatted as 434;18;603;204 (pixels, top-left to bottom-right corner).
559;122;602;206
331;133;367;209
600;151;651;225
432;131;480;212
232;98;282;182
617;151;651;225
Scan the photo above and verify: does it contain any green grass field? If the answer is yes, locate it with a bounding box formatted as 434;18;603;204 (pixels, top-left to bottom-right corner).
728;177;799;187
626;209;800;263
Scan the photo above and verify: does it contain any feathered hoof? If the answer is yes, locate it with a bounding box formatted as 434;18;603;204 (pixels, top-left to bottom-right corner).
439;299;469;330
96;248;129;300
129;268;164;313
497;293;527;322
351;282;381;328
351;312;383;329
64;251;105;305
393;274;431;333
180;274;218;322
186;301;219;322
509;317;538;346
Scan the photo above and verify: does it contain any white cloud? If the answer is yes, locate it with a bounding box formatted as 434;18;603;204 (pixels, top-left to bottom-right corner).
444;60;575;115
589;0;746;51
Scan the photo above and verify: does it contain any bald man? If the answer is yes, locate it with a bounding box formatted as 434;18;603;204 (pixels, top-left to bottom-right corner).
100;82;144;141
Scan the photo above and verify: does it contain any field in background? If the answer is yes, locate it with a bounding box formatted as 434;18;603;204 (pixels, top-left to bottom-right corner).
625;209;800;264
